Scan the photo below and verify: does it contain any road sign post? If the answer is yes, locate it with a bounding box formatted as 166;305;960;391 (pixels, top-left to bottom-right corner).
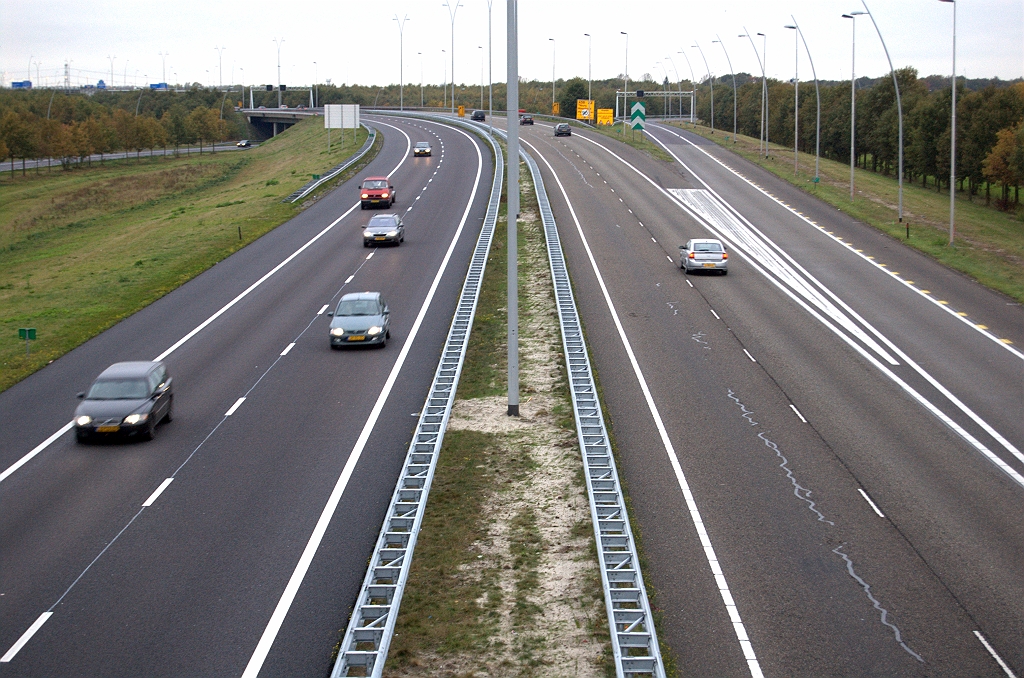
18;328;36;356
630;101;647;139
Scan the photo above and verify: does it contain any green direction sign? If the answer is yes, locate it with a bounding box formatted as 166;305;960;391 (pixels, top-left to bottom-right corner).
18;328;36;340
630;101;646;130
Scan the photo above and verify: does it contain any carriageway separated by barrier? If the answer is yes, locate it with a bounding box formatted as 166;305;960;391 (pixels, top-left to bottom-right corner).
331;112;665;678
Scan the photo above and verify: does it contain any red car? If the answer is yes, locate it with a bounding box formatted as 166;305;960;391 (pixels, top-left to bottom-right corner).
360;177;395;209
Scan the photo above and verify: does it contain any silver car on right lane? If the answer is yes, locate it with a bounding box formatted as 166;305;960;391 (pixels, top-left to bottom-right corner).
680;238;728;275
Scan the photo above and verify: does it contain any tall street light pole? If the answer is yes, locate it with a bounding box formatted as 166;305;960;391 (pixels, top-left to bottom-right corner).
507;0;520;417
679;50;696;124
442;49;447;108
443;1;463;115
666;55;682;119
214;46;226;89
692;41;713;133
108;55;115;88
758;33;768;154
784;24;799;173
740;30;766;157
273;38;284;108
584;33;592;104
861;1;905;226
393;14;409;111
549;38;556;113
621;31;628;134
479;46;484;109
939;0;956;245
712;35;737;142
790;17;820;183
418;52;424;107
842;12;864;200
487;0;494;135
312;62;317;107
158;51;168;84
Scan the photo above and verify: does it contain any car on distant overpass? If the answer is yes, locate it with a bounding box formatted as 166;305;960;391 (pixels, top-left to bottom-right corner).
360;177;395;209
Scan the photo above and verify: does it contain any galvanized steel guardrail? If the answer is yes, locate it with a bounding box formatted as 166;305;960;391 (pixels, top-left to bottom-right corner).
513;133;667;678
283;124;376;203
329;116;503;678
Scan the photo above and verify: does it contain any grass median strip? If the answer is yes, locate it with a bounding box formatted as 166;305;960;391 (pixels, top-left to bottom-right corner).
383;161;613;678
0;119;372;392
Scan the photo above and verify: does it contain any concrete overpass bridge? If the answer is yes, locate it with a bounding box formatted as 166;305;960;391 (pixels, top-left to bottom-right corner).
242;107;321;138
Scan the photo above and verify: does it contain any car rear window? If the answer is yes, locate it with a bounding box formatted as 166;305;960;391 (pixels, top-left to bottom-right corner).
87;379;151;399
362;180;388;189
694;242;723;252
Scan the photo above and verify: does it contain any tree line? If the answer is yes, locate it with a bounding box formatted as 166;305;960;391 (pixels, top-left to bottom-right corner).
0;87;246;174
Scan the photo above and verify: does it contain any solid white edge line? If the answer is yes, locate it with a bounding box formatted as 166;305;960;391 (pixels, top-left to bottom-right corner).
789;404;808;423
1;612;53;662
0;421;73;484
0;121;416;487
743;349;757;363
520;135;765;678
240;120;484;678
710;309;721;320
142;478;174;507
647;123;1024;471
317;304;329;315
974;630;1019;678
650;123;1024;362
280;343;295;356
857;488;886;518
224;397;245;417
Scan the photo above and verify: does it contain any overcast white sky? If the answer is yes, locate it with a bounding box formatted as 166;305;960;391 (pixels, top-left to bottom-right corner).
2;1;1022;91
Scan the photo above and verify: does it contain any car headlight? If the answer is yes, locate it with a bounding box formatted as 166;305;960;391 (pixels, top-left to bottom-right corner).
361;193;369;198
331;328;345;337
123;413;149;425
381;192;389;198
367;326;383;336
386;230;399;237
364;230;373;237
75;415;92;426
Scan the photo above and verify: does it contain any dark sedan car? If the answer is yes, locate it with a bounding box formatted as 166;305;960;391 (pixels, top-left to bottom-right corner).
74;361;173;443
329;292;391;348
471;110;486;121
519;114;534;125
363;213;405;247
554;122;572;136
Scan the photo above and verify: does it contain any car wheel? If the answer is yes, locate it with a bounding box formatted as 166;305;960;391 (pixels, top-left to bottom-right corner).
164;396;174;423
721;269;728;276
143;419;157;441
75;430;90;444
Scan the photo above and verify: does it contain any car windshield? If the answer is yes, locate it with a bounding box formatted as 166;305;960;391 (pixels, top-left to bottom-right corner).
362;180;388;189
693;242;723;252
87;379;151;400
415;142;430;148
368;216;397;227
336;299;379;316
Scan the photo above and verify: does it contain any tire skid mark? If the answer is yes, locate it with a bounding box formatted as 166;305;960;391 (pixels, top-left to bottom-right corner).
727;387;925;663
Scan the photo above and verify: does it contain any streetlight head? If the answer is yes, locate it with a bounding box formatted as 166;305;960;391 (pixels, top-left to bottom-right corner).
784;25;796;29
757;32;765;37
584;33;590;37
842;14;853;18
621;31;627;35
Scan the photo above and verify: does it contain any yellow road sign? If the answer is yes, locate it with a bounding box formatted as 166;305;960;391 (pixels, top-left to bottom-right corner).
552;102;560;116
576;99;595;120
597;108;614;126
457;105;465;117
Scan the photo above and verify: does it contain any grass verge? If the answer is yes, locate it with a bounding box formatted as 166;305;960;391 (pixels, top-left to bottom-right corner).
663;121;1024;303
0;119;373;392
383;155;612;678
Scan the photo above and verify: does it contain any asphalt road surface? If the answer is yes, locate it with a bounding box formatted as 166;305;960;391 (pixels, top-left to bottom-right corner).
492;117;1023;677
0;115;492;677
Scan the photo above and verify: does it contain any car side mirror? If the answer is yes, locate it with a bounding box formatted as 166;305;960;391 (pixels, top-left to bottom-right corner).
679;244;688;250
327;311;334;316
77;392;85;399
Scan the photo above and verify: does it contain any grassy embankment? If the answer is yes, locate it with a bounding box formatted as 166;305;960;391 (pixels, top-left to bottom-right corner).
664;120;1024;303
0;119;372;392
378;158;614;678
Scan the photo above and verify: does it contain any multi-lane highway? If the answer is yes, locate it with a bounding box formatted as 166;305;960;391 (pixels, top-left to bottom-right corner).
0;115;493;676
492;117;1023;676
3;110;1022;677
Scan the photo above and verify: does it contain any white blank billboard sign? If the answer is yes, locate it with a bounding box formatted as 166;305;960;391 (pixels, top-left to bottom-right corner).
324;104;342;129
342;104;359;129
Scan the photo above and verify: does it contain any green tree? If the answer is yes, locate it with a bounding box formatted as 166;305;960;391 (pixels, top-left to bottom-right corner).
558;77;589;119
0;111;39;176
